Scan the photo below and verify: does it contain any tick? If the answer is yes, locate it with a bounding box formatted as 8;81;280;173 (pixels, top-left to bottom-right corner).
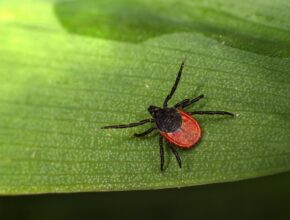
101;61;234;171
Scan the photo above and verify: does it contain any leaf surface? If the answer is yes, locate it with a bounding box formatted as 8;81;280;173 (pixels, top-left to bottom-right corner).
0;0;290;194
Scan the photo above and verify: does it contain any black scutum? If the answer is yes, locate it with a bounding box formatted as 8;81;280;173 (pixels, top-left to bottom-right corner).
154;108;182;132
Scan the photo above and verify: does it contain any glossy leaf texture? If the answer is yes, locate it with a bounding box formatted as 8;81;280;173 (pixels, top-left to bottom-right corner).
0;0;290;194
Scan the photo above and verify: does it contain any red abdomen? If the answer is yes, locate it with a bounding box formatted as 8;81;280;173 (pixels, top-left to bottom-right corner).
160;111;201;149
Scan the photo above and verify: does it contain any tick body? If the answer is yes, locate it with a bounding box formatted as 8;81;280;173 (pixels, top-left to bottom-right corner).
101;61;234;171
160;110;201;148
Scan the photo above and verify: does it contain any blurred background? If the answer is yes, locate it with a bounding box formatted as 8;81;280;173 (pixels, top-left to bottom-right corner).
1;171;290;220
1;0;290;219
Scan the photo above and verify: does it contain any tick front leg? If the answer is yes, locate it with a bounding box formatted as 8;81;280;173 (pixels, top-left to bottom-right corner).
134;127;156;137
163;60;185;108
159;135;165;171
188;111;234;116
101;118;154;129
168;144;182;168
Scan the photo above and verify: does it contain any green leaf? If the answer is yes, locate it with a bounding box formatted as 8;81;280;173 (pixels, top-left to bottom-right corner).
0;0;290;194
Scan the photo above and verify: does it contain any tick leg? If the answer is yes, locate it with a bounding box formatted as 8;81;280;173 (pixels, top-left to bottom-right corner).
134;127;156;137
181;94;204;108
188;111;234;116
163;60;185;108
174;94;204;109
174;99;190;109
101;118;154;129
168;144;182;168
159;135;165;171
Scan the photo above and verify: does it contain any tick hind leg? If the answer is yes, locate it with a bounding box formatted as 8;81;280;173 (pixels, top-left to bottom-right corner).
168;144;182;168
134;127;156;137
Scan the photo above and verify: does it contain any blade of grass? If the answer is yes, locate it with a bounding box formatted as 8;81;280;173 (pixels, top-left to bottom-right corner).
0;0;290;194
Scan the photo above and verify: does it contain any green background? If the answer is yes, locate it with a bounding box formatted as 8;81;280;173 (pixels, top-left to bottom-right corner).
1;0;290;218
1;0;290;194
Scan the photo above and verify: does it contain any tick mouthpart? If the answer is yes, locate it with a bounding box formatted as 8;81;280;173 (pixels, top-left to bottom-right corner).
148;105;161;116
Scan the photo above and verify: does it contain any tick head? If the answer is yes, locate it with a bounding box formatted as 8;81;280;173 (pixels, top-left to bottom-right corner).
148;106;182;132
148;105;161;117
